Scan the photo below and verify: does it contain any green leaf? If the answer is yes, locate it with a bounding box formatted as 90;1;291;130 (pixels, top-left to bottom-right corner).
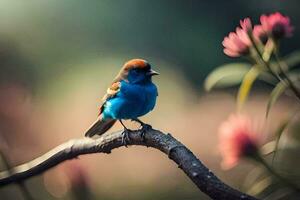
283;51;300;69
258;72;277;85
261;140;276;156
271;112;298;165
204;63;251;91
247;176;273;196
266;81;288;118
242;166;265;190
237;67;260;109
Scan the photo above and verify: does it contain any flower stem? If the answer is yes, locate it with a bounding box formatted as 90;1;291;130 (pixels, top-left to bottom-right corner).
249;34;300;102
249;34;282;81
273;49;300;101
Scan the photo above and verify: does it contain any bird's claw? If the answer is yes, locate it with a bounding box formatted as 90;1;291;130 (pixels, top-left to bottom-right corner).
122;129;130;147
140;123;152;142
131;118;144;126
130;119;152;142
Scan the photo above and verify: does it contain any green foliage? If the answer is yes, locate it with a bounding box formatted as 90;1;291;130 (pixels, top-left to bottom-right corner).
204;10;300;200
284;51;300;69
266;81;288;118
204;63;251;91
247;176;273;196
237;67;260;109
271;119;292;164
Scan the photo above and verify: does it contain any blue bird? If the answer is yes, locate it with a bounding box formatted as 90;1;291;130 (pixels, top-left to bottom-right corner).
85;59;159;141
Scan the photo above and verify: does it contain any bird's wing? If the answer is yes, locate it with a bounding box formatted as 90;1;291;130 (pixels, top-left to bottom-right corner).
84;116;116;137
98;81;121;115
85;81;121;137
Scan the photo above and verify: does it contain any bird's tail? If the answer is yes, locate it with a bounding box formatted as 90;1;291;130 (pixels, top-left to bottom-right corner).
85;116;116;137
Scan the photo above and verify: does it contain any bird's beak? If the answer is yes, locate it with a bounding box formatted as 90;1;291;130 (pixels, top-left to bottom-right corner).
147;69;160;76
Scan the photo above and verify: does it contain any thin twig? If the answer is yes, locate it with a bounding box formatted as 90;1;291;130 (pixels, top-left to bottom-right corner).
0;128;257;200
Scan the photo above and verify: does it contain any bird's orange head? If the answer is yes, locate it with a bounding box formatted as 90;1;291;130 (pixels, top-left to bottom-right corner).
115;59;159;83
123;59;150;71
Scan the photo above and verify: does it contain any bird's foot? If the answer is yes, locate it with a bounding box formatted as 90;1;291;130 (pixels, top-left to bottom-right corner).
131;118;144;126
121;128;131;147
119;119;131;147
140;123;152;142
131;119;152;142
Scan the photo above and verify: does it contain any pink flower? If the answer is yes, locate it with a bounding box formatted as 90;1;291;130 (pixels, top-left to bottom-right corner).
253;25;268;44
218;114;262;169
222;18;252;57
240;18;252;34
260;12;294;39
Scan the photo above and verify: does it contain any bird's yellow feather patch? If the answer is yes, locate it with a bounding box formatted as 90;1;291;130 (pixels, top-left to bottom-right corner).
99;82;121;114
107;82;121;95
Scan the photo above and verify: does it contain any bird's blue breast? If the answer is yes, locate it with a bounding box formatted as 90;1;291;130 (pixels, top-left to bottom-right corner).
102;80;158;119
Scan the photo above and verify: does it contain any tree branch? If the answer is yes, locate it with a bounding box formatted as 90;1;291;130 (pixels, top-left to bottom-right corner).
0;128;257;200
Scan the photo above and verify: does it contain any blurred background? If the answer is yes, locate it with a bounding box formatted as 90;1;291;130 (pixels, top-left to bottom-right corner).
0;0;300;199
